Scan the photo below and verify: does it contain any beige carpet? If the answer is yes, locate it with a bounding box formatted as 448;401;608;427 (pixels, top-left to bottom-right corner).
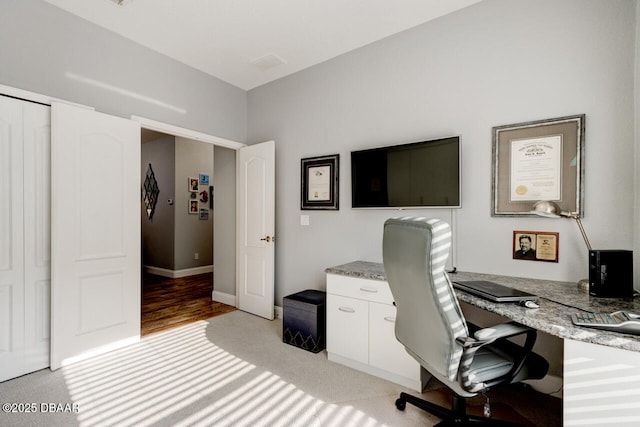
0;310;561;426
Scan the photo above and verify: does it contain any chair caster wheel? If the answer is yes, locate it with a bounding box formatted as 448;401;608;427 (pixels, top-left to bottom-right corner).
395;398;406;411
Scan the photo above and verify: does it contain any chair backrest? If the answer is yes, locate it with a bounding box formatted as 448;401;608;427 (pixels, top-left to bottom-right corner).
383;217;468;381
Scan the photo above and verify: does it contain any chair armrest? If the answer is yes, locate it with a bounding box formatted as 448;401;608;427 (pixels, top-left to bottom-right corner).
455;322;538;393
473;322;533;344
455;322;532;348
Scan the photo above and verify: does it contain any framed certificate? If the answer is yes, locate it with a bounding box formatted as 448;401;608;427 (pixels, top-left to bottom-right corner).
301;154;339;210
492;115;585;216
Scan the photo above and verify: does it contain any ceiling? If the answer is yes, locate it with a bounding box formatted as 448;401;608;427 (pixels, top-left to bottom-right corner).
43;0;481;91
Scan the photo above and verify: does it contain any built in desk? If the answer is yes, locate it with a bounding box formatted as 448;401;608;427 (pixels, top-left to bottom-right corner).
325;261;640;426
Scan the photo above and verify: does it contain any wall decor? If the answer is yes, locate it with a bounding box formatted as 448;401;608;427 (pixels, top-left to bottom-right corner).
142;164;159;220
199;207;209;220
189;200;198;214
301;154;339;210
189;177;199;192
199;173;209;185
492;114;585;216
199;189;208;204
513;230;559;262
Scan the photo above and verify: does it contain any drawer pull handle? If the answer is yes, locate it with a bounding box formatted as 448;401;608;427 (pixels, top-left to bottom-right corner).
384;316;396;323
338;307;355;313
360;287;378;293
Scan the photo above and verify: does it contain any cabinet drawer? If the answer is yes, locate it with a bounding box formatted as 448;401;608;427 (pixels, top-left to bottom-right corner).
369;302;420;380
326;274;394;304
326;294;368;364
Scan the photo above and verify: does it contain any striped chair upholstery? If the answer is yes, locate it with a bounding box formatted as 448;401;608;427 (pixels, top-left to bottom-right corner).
383;217;469;389
383;217;549;423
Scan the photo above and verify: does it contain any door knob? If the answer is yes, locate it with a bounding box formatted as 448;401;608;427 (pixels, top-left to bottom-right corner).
260;236;272;242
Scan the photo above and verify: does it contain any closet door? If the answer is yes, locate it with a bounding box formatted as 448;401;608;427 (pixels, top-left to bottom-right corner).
23;102;52;373
0;96;51;382
51;102;140;369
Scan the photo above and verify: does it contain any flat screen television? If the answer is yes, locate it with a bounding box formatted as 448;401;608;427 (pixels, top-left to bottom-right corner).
351;136;460;208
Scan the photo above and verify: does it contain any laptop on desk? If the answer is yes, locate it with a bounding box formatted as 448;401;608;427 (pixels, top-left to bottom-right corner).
452;280;538;302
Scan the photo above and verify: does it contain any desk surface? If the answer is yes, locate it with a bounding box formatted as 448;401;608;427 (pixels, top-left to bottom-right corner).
325;261;640;353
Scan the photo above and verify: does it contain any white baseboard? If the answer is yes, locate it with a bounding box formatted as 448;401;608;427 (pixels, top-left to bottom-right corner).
144;265;213;278
212;290;236;306
274;305;283;319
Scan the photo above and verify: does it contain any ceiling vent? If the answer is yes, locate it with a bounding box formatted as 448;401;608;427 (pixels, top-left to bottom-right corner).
250;54;287;71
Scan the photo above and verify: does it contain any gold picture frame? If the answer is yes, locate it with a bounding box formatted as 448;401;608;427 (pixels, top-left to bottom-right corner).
513;230;559;263
492;115;585;216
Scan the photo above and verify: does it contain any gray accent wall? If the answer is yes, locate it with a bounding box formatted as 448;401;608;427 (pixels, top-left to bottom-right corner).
247;0;637;304
175;138;214;270
213;146;238;296
141;135;176;270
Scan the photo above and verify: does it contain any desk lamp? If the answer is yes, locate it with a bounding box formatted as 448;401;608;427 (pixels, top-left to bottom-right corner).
530;201;591;250
530;200;633;297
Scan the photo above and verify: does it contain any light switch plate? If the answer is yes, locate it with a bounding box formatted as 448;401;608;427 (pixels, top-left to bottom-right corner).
300;214;310;226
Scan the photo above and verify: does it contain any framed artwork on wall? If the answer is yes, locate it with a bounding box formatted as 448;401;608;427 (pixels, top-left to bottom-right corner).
513;230;559;263
189;177;199;192
301;154;339;210
492;114;585;216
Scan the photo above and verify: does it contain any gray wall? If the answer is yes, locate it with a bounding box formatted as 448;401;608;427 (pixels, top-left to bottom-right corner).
0;0;244;289
141;135;176;269
0;0;247;143
175;138;214;270
213;146;237;295
247;0;637;304
3;0;639;309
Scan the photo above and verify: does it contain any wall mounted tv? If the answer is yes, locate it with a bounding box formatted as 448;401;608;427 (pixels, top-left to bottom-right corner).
351;136;460;208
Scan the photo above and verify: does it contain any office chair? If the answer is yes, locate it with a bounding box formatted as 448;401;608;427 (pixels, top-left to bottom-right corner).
382;217;549;426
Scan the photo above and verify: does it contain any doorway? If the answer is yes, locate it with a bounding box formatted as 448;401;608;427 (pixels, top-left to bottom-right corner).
140;129;235;335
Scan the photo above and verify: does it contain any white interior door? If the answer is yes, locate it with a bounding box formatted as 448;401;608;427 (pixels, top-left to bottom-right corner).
237;141;275;319
51;102;140;369
0;97;51;382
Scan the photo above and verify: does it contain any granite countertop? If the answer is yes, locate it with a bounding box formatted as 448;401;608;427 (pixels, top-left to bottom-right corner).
325;261;640;353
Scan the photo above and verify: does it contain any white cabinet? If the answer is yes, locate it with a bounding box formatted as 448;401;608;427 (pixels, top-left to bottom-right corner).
326;273;424;391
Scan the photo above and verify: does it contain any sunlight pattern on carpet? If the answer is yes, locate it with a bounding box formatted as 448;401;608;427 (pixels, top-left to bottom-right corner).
61;321;383;426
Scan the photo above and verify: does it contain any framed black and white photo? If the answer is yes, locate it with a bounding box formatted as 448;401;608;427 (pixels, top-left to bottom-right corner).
492;115;585;216
513;230;559;263
301;154;339;210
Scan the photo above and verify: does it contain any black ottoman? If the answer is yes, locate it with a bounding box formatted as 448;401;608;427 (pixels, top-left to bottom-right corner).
282;290;326;353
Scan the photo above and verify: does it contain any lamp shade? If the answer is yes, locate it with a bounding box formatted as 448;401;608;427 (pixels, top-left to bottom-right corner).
530;200;591;251
530;200;571;218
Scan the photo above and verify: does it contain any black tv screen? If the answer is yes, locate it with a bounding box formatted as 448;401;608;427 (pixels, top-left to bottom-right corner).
351;136;460;208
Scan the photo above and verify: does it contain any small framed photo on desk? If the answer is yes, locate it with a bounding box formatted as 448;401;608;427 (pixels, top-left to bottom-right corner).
513;230;559;262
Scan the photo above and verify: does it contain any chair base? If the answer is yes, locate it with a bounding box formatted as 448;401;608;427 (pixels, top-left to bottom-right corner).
395;392;525;426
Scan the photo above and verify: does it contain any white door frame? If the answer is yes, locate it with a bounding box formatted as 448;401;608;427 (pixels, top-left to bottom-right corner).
0;84;273;373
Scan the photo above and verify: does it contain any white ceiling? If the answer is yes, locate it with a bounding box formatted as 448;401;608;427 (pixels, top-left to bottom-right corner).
43;0;481;91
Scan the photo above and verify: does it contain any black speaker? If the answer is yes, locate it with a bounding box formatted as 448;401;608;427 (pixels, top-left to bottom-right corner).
589;250;633;298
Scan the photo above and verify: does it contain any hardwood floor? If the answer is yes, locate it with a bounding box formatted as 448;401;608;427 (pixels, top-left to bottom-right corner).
141;272;236;336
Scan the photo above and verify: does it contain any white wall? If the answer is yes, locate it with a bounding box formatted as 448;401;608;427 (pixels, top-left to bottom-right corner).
248;0;637;303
